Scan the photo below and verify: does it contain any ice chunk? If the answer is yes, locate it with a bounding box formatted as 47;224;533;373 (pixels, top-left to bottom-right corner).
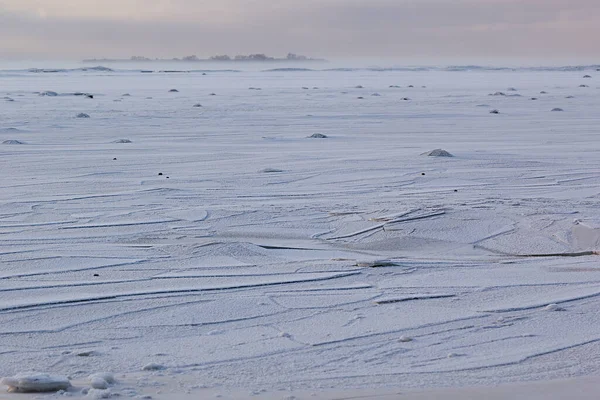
1;372;71;392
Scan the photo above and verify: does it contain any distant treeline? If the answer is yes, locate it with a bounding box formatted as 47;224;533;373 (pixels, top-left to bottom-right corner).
83;53;326;63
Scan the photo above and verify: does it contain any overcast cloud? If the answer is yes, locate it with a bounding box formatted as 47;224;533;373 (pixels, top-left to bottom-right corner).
0;0;598;62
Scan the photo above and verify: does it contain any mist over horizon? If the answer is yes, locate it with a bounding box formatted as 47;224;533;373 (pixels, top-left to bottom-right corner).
1;0;599;65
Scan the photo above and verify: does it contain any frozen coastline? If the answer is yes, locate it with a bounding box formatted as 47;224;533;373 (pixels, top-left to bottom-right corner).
1;67;599;397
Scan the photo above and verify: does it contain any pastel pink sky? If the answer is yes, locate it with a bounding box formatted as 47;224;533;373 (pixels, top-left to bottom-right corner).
0;0;598;62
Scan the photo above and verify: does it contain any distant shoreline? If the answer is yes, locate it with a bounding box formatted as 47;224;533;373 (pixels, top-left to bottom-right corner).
82;56;328;64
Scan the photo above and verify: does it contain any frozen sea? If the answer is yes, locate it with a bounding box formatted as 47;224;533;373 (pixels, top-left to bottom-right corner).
1;64;600;396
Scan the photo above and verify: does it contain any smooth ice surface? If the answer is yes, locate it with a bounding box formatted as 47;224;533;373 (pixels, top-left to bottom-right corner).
1;66;600;394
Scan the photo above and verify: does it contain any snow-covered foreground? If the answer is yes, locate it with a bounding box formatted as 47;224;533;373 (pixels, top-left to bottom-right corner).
1;66;600;397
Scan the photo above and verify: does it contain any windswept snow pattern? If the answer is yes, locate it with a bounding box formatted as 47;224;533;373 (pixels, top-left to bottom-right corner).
1;67;600;393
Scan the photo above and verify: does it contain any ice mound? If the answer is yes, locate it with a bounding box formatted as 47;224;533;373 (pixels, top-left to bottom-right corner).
371;93;381;96
76;113;90;118
490;109;500;114
3;140;25;145
74;92;94;98
544;303;565;311
579;85;589;88
259;168;284;173
89;377;109;389
308;133;328;139
507;87;518;91
113;139;132;143
583;75;592;78
39;91;58;97
551;108;564;112
193;103;203;107
355;85;364;89
421;149;454;157
1;373;71;392
169;89;179;92
490;92;506;96
355;259;398;268
142;363;166;371
89;372;115;385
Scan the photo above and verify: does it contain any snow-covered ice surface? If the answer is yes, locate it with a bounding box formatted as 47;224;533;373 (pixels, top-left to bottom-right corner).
1;66;600;396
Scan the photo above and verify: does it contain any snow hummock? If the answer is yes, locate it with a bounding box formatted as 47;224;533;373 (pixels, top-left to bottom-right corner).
89;377;109;389
2;140;25;145
112;139;132;143
89;372;115;385
421;149;454;157
77;113;91;118
551;108;564;112
1;373;71;392
142;363;166;371
308;133;328;139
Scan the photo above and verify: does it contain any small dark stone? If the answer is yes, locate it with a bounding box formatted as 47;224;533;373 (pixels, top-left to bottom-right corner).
166;177;170;179
93;274;99;277
421;173;426;176
113;158;117;160
454;189;458;192
530;98;538;100
489;109;500;114
158;173;163;176
408;85;414;88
